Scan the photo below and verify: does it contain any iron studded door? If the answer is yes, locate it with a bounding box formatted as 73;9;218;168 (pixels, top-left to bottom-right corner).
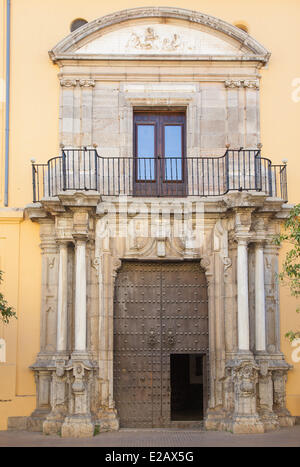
160;262;209;425
113;261;208;428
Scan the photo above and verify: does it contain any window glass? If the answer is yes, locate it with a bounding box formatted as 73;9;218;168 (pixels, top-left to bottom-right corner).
137;125;155;180
164;125;182;180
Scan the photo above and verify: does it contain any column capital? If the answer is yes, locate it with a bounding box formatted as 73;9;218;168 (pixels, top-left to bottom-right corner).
73;233;88;244
252;238;266;248
56;238;71;247
264;240;280;254
236;236;251;246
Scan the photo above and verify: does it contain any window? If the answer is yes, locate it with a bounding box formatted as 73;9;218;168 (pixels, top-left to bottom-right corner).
133;111;186;196
70;18;88;33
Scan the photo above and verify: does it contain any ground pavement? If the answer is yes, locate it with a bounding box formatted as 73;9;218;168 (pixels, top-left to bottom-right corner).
0;426;300;447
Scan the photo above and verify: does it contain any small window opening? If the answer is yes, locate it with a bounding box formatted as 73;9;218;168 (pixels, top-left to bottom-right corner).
70;18;88;33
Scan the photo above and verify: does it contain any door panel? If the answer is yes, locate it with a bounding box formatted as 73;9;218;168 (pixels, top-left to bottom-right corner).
113;261;208;428
113;262;161;427
133;112;186;197
160;262;208;425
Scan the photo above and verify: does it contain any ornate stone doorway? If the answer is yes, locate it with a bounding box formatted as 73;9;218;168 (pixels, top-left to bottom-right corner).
22;6;295;437
113;260;208;428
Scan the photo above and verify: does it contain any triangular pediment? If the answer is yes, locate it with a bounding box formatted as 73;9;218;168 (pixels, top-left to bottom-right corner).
50;7;270;63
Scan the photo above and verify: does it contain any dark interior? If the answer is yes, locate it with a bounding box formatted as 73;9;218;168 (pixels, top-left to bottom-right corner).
170;354;204;421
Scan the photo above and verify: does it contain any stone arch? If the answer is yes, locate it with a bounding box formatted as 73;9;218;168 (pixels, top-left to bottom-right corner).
49;7;270;63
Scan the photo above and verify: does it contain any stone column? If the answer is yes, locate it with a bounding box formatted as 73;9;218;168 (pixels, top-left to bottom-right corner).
93;217;119;432
61;232;95;438
56;240;69;353
253;242;279;430
237;238;250;352
43;240;70;435
225;204;264;434
264;241;280;353
255;242;266;352
253;218;294;430
73;234;88;353
226;236;264;433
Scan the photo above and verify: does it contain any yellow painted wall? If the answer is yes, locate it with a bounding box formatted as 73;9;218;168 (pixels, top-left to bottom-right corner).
0;0;6;204
0;212;40;429
0;0;299;429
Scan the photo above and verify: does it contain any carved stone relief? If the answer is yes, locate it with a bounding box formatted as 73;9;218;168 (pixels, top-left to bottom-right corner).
74;23;251;56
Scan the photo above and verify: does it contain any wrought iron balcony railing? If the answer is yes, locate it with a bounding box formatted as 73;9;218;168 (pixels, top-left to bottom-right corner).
31;148;288;202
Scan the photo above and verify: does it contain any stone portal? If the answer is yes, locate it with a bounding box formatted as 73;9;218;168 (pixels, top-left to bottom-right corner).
113;261;208;428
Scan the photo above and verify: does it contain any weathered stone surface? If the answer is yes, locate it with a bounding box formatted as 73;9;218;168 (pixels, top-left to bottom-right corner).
61;416;94;438
230;415;265;434
95;408;120;432
43;420;63;435
7;417;28;431
27;416;46;432
24;193;294;436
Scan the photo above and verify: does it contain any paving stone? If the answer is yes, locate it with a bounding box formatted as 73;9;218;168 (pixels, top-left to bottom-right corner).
0;426;300;447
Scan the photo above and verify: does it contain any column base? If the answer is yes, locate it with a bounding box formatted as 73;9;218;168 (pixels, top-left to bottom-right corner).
27;409;50;432
61;415;94;438
205;411;265;434
95;408;119;432
229;415;265;434
205;409;228;431
43;409;67;435
43;419;64;435
259;411;280;431
276;410;295;427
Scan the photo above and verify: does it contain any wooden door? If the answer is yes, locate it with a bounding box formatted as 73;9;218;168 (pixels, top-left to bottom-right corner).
133;112;186;197
160;262;209;425
113;261;208;428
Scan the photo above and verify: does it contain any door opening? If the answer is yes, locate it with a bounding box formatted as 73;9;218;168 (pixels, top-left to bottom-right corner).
170;354;205;421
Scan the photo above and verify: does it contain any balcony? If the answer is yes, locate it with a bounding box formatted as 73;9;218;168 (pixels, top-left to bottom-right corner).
31;148;288;203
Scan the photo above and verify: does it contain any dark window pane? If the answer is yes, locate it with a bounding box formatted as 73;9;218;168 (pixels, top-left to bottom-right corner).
70;18;88;32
